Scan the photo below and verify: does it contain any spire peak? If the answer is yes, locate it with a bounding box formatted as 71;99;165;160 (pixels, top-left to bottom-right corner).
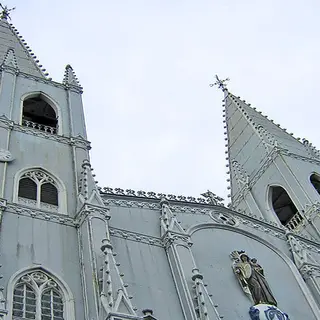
0;3;15;20
210;75;230;91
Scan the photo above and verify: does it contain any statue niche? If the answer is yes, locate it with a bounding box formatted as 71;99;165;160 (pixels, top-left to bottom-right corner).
230;250;277;306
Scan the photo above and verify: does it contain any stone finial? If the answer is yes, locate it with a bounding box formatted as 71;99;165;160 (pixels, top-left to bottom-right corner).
63;64;82;88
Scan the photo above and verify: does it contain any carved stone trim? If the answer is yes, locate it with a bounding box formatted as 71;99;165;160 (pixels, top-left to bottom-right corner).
0;117;91;150
162;231;193;249
300;263;320;280
100;187;224;206
75;203;110;225
5;202;76;226
109;227;163;247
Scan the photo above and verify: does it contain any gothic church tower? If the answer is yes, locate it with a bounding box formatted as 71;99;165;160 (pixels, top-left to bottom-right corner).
223;81;320;240
1;7;320;320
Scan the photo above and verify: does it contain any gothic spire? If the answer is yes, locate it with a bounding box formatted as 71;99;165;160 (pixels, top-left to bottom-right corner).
0;8;49;78
218;87;315;200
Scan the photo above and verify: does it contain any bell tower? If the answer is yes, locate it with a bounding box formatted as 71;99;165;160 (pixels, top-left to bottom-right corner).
0;6;98;320
218;76;320;240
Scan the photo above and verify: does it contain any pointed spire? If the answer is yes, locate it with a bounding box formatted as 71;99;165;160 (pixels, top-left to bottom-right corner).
63;64;82;89
0;14;50;78
218;87;313;200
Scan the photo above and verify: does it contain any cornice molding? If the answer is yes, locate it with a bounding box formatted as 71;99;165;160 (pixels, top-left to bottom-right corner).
109;227;163;247
4;201;76;226
0;116;91;150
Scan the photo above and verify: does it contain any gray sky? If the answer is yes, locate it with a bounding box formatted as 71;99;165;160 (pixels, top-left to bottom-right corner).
9;0;320;203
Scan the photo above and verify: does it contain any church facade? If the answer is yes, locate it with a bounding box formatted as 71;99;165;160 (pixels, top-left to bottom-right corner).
0;10;320;320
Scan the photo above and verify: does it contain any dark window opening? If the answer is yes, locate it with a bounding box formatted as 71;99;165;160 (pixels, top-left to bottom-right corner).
310;174;320;195
41;183;58;206
18;178;37;200
271;186;299;226
22;96;57;133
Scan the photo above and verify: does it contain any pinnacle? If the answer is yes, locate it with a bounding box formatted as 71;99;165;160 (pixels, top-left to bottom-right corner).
63;64;82;89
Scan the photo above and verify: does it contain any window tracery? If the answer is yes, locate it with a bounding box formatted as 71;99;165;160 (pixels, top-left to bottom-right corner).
12;271;65;320
18;170;59;212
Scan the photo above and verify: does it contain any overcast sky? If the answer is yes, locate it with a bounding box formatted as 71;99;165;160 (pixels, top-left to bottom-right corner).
8;0;320;203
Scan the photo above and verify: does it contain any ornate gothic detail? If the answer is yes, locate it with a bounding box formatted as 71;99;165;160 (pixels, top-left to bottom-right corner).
0;115;14;129
5;202;75;226
100;239;137;317
101;186;223;205
0;148;13;162
10;121;91;150
1;48;18;71
63;64;83;92
302;138;320;159
201;190;224;206
191;268;222;320
76;203;110;226
109;228;163;247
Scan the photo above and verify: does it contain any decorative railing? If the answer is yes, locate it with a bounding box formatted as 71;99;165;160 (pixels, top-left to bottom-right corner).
285;212;304;231
22;118;57;134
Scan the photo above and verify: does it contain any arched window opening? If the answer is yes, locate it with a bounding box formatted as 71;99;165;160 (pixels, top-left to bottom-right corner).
41;183;58;206
18;178;37;200
310;173;320;195
17;170;59;212
12;271;65;320
22;95;58;134
270;186;303;231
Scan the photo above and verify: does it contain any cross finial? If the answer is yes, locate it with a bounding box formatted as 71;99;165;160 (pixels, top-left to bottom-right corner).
0;3;15;20
209;75;230;91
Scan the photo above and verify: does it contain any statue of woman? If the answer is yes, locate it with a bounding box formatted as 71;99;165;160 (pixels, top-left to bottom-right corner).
233;253;277;306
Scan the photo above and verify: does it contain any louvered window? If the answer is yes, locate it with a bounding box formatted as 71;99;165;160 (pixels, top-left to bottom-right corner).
17;170;59;211
41;183;58;206
18;178;37;200
12;271;65;320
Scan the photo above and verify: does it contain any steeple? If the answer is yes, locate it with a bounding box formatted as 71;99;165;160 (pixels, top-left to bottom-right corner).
223;87;314;200
0;6;49;78
215;77;320;238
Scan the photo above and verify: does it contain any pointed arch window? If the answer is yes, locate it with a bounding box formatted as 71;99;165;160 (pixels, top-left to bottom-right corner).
270;186;303;231
22;94;58;134
12;271;65;320
310;173;320;195
17;170;59;212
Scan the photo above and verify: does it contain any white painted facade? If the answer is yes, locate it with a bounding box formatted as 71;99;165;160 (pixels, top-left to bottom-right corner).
0;14;319;320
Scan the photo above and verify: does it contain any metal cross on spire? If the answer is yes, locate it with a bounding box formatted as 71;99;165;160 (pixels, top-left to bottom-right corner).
210;75;230;91
0;3;15;20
